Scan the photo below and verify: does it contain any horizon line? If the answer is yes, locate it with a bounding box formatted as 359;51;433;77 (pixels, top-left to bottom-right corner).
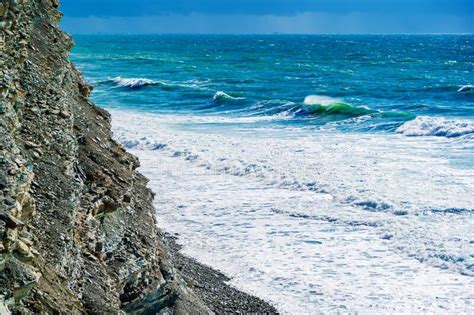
69;32;474;36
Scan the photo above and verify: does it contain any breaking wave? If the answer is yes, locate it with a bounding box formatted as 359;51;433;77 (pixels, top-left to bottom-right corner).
458;85;474;93
304;95;342;106
396;116;474;138
212;91;246;103
112;77;162;89
302;95;412;119
108;77;206;91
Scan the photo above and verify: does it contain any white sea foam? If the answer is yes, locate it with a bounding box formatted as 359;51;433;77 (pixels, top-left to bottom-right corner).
111;110;474;313
112;76;158;88
213;91;245;102
397;116;474;138
458;84;474;92
304;95;341;106
110;77;213;91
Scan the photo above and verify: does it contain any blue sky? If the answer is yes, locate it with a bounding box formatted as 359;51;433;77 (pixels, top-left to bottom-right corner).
61;0;473;34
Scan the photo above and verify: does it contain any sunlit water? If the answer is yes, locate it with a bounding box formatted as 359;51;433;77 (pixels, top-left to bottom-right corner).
72;35;474;313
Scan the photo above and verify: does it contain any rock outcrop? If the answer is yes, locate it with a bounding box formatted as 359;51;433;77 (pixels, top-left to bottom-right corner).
0;0;209;313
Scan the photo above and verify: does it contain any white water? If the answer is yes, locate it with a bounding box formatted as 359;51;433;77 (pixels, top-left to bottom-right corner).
304;95;341;106
213;91;246;102
397;116;474;138
112;110;474;314
112;76;157;88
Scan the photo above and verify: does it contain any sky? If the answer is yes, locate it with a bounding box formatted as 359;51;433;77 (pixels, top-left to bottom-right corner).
60;0;474;34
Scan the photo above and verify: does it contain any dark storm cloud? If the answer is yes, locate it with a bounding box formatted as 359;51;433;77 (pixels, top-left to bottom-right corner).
60;0;473;34
60;0;473;17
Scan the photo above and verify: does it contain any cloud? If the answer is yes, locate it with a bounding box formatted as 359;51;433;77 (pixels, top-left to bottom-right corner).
62;12;473;34
60;0;473;17
59;0;473;34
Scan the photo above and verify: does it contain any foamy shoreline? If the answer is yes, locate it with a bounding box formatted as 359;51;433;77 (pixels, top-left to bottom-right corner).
110;109;474;313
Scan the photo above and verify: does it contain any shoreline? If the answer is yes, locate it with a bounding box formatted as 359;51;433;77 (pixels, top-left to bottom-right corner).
163;233;279;314
112;110;474;313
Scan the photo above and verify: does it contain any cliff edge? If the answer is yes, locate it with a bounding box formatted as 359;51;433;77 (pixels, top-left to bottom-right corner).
0;0;209;313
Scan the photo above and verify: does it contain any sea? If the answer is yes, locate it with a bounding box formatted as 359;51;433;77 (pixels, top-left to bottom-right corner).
71;35;474;314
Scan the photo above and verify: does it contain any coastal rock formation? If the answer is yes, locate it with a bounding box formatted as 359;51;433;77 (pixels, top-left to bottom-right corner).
0;0;209;313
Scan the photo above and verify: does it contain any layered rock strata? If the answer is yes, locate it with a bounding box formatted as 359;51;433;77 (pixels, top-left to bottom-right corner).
0;0;209;313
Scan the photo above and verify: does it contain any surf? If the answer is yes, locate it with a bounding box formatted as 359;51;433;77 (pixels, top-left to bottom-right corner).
112;77;160;89
108;77;201;91
302;95;412;119
212;91;246;103
397;116;474;138
458;85;474;93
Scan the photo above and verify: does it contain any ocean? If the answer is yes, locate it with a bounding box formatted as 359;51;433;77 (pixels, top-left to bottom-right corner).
71;35;474;313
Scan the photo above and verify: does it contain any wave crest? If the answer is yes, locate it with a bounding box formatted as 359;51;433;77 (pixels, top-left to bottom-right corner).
112;77;161;89
212;91;245;103
304;95;341;106
458;85;474;93
397;116;474;138
303;95;414;119
303;95;373;117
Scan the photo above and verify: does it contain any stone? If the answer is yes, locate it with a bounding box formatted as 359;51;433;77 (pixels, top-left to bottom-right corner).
0;213;23;229
20;204;35;217
0;176;7;189
59;109;70;118
0;302;11;315
0;0;211;313
23;140;40;149
14;239;32;257
0;4;6;17
51;0;60;9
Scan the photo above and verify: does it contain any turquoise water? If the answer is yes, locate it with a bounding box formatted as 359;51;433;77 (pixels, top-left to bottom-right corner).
71;35;474;313
72;35;473;134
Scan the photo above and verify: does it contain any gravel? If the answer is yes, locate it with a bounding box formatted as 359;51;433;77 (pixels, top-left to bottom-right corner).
164;234;280;314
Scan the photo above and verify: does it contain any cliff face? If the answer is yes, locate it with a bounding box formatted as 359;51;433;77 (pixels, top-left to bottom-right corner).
0;0;208;313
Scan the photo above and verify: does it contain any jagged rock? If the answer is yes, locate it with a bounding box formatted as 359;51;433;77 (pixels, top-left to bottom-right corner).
59;109;70;118
0;4;5;16
0;0;210;313
23;140;40;149
0;213;23;229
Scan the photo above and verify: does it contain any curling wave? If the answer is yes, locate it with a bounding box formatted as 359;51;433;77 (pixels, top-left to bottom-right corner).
302;95;412;119
212;91;246;103
458;85;474;93
109;77;202;91
111;77;163;89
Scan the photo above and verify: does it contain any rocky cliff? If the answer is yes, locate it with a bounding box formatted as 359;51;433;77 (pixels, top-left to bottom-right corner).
0;0;210;313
